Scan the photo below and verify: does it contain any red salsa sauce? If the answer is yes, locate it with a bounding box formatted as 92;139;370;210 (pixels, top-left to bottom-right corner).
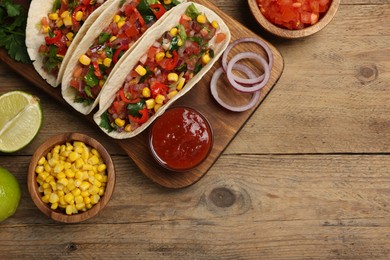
149;107;213;172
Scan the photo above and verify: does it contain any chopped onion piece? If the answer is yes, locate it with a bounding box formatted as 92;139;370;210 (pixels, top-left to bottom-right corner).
226;52;270;93
211;65;261;112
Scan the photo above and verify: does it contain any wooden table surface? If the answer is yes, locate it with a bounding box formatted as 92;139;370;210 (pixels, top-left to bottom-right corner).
1;0;389;258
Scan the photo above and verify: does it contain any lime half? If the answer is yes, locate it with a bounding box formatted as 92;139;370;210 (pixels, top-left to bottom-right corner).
0;91;43;153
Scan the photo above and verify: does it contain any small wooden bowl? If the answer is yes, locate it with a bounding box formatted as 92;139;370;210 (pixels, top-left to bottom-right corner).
248;0;340;39
28;133;115;223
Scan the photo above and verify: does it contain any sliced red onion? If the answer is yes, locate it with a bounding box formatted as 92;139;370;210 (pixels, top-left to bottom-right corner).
226;52;270;93
211;65;261;112
222;37;274;85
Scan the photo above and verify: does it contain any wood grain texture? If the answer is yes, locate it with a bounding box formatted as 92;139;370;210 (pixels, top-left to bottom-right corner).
1;0;390;258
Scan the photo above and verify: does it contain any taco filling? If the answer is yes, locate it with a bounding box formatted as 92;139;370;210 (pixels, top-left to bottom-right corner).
99;3;227;133
69;0;182;105
37;0;108;77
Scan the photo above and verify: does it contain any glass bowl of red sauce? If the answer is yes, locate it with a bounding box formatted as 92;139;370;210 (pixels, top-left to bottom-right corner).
248;0;340;38
148;106;213;172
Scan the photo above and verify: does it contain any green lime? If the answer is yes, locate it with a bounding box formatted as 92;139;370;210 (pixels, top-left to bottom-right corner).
0;91;43;153
0;167;21;222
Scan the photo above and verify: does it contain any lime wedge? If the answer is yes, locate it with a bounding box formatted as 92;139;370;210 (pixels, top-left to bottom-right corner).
0;91;43;153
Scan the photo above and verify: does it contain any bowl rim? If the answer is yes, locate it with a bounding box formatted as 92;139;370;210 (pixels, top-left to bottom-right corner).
27;132;115;223
248;0;341;39
148;105;214;172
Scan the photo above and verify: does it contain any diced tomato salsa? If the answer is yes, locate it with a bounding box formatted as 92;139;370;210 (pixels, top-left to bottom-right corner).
70;0;181;104
38;0;107;75
101;3;227;134
257;0;332;30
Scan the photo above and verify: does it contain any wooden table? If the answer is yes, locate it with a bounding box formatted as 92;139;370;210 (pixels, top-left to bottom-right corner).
1;0;389;258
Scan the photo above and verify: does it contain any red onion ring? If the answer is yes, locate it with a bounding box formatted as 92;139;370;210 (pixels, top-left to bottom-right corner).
226;52;270;93
222;37;274;85
211;64;261;112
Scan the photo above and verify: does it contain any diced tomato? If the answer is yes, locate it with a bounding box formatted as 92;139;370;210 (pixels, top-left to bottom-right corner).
150;82;168;98
147;46;159;61
215;33;227;43
257;0;330;29
185;42;200;56
111;100;127;116
157;50;178;71
179;14;191;30
125;24;139;38
150;4;166;19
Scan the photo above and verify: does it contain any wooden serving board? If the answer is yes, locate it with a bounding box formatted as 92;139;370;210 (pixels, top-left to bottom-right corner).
0;0;283;189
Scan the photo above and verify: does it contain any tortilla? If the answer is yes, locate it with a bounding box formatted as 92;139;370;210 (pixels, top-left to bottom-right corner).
93;2;231;139
61;0;186;115
26;0;113;87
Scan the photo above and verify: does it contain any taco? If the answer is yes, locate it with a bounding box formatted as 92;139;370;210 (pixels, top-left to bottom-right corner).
93;2;231;139
61;0;185;115
26;0;113;87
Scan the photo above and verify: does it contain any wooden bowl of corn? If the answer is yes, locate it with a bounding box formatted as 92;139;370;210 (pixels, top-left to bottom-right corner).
28;133;115;223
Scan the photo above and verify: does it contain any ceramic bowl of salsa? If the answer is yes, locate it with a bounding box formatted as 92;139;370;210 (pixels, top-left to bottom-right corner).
148;106;213;172
248;0;340;39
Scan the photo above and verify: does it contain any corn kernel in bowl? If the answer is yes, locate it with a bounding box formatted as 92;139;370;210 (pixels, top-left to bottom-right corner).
35;141;108;215
28;133;115;223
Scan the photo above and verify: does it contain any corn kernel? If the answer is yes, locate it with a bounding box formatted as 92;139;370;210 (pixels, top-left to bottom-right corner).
124;124;132;132
42;194;50;203
66;32;74;41
176;77;185;90
91;194;100;204
49;193;59;204
169;27;178;36
38;156;46;165
88;155;100;166
211;20;219;29
145;99;156;110
135;65;147;76
167;72;179;82
74;179;82;188
75;195;84;204
63;16;73;27
115;118;125;127
154;103;162;112
178;38;183;47
57;172;66;179
103;57;112;67
197;14;206;24
84;196;91;205
50;181;57;191
35;165;44;174
41;26;49;34
60;11;70;19
155;94;165;105
91;149;100;157
97;164;106;173
201;53;211;64
76;203;86;210
55;18;64;27
49;13;58;20
75;158;84;169
164;0;172;4
81;190;90;198
165;51;172;58
80;181;90;191
167;90;178;99
57;190;65;197
109;36;117;42
142;87;151;98
79;54;91;66
72;188;81;197
75;11;83;21
117;20;125;29
58;178;69;187
65;205;73;215
89;185;100;195
155;52;165;62
51;202;58;210
113;14;121;23
98;187;105;196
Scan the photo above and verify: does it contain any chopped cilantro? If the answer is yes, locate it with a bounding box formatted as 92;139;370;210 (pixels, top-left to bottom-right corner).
0;0;30;63
99;111;115;133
